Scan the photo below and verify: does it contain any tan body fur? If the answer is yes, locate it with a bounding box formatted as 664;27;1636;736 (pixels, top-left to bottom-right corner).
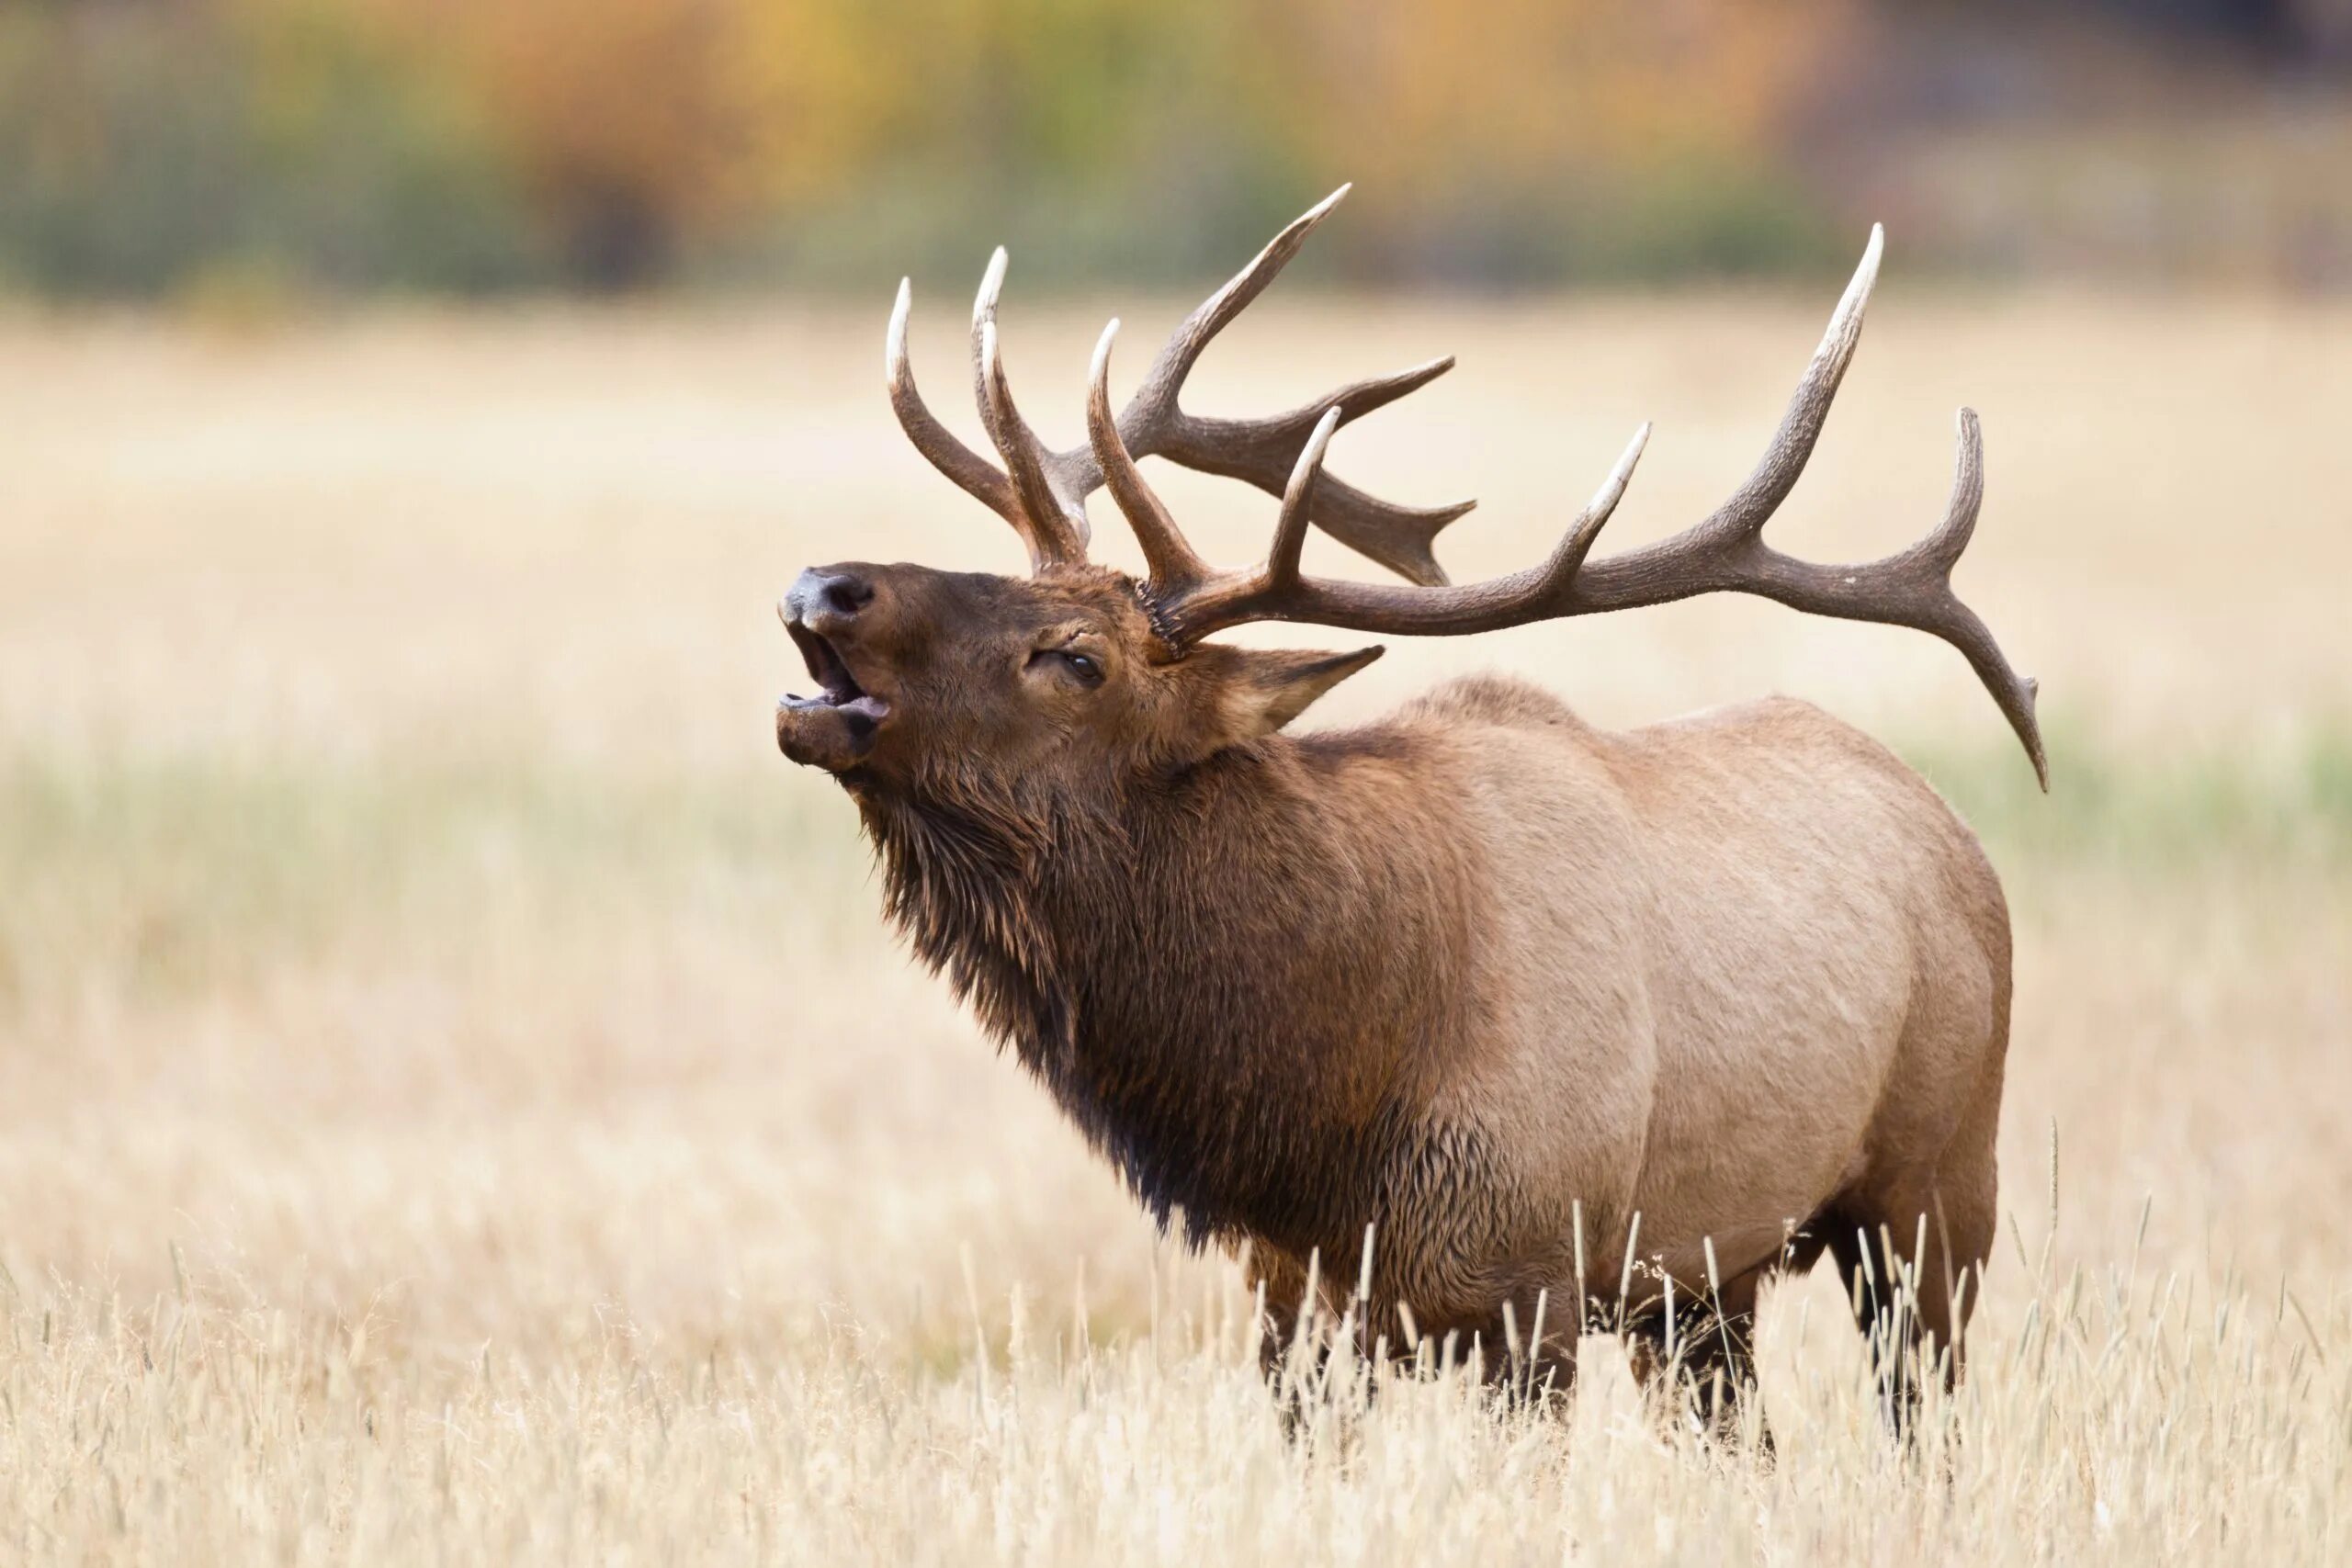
1235;678;2007;1377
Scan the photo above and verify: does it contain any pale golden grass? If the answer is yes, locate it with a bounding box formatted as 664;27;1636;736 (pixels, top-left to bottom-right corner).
0;288;2347;1563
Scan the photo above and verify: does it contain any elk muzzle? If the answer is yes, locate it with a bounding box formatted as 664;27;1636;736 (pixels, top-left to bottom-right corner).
776;567;892;772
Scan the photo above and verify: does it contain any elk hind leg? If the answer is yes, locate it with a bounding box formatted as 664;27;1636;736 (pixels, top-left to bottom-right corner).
1626;1263;1776;1452
1825;1151;1996;1439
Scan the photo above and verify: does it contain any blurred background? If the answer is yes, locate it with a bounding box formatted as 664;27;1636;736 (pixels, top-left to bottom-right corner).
2;4;2350;1557
6;0;2352;302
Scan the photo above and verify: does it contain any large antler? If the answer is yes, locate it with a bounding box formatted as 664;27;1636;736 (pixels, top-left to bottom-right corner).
886;186;1472;582
1091;225;2049;788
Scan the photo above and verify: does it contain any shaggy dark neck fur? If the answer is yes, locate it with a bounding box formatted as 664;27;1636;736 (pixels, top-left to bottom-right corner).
850;728;1480;1254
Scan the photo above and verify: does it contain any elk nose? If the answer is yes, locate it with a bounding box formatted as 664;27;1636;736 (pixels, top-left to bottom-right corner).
783;568;875;628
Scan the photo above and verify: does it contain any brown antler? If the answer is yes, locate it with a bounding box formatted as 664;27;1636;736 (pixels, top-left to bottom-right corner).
1097;225;2049;789
886;186;1473;582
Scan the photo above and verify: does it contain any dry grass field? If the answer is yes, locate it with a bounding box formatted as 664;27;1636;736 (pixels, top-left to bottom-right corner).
1;280;2348;1563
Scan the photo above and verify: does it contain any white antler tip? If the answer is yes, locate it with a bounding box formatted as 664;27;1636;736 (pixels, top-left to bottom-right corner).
1819;228;1883;360
1278;405;1345;518
974;247;1009;323
1295;185;1351;231
1089;318;1122;387
1299;403;1342;466
1851;225;1885;292
886;278;912;375
1589;423;1650;513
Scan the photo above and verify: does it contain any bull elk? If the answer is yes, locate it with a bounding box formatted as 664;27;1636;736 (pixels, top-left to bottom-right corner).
774;187;2042;1436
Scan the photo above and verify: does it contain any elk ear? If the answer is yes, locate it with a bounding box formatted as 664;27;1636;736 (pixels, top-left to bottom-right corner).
1212;645;1385;743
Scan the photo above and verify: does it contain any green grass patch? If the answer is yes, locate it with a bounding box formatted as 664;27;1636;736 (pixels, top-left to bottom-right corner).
0;747;865;1007
1897;716;2352;874
3;722;2343;1012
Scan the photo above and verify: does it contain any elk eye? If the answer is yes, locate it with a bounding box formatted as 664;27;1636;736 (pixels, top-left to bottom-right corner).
1062;651;1103;685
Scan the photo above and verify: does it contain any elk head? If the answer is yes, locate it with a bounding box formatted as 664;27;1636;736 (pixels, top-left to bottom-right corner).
776;186;2048;808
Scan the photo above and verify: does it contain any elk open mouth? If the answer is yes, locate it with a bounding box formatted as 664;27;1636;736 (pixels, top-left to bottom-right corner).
777;624;891;771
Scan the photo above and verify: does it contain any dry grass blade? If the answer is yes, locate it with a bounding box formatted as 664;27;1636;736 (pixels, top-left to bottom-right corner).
0;289;2346;1563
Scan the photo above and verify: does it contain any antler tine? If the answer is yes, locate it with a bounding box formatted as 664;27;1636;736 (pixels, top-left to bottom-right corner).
1125;184;1353;428
1689;224;1883;551
1266;406;1343;591
1107;185;1475;587
968;250;1090;569
1088;320;1208;592
887;277;1019;524
1143;227;2047;785
1908;409;2049;788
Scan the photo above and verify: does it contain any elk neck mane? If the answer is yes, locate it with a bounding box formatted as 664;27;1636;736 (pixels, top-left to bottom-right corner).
845;725;1484;1255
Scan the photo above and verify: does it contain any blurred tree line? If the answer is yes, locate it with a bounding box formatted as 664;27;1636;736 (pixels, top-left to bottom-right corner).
2;0;2347;299
0;0;1850;297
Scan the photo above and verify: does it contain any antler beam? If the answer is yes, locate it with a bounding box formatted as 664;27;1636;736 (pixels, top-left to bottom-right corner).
1131;227;2049;788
